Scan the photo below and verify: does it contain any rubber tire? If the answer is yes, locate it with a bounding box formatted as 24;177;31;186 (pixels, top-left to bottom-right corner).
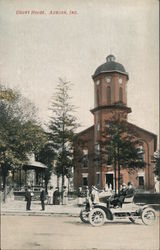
141;207;157;225
80;209;89;223
89;208;106;227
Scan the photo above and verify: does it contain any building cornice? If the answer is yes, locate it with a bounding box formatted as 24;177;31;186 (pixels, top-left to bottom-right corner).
90;104;132;114
92;70;129;80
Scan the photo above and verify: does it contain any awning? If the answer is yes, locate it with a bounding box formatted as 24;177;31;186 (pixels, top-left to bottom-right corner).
23;159;47;170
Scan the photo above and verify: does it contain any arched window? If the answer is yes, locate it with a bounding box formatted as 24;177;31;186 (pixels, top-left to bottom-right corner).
119;87;123;102
97;89;100;106
107;86;111;105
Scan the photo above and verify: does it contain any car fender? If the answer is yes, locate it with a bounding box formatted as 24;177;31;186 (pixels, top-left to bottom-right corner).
141;204;156;210
137;204;155;215
94;205;113;220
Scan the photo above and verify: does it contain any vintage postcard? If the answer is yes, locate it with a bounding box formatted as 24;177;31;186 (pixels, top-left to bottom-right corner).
0;0;159;250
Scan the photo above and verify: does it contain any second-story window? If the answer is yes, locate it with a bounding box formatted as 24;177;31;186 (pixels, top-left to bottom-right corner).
137;145;145;162
95;143;101;166
82;149;88;168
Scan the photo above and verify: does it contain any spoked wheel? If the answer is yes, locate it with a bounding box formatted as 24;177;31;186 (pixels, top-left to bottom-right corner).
141;207;157;225
80;209;89;223
89;208;106;227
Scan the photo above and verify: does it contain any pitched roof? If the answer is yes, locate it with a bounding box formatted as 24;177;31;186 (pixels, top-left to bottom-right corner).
128;122;157;151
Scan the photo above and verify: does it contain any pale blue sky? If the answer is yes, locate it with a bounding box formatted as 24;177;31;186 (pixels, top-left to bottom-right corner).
0;0;159;139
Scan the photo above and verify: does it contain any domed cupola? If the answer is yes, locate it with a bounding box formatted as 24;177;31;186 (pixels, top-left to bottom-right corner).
92;54;129;80
91;54;131;122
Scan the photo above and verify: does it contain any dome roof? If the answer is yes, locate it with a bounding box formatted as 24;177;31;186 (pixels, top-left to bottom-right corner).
93;55;129;79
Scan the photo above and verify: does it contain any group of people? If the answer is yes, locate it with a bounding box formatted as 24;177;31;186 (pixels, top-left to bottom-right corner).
25;186;67;211
47;186;68;205
78;182;135;205
25;186;46;211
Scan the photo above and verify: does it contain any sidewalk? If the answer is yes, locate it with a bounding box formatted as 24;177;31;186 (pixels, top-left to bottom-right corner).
1;197;82;217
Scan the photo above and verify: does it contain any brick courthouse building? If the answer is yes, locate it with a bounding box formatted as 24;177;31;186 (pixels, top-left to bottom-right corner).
74;55;157;192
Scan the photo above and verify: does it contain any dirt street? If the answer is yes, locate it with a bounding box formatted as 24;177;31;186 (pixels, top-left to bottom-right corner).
1;215;159;250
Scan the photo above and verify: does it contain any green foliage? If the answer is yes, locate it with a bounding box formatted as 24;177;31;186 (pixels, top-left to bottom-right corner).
100;119;145;167
0;85;47;190
48;78;79;192
154;150;160;181
0;85;16;102
36;139;56;189
98;118;146;192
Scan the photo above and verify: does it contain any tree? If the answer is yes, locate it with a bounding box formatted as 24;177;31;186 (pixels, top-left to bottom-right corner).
154;150;160;181
48;78;79;203
0;85;15;102
0;85;47;200
35;140;56;191
98;118;145;194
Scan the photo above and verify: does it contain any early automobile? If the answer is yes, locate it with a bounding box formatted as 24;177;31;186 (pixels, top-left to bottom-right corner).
80;190;159;227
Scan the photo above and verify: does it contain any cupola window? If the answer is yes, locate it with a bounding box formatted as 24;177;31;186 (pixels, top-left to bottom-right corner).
107;86;111;105
119;87;123;102
96;79;100;86
97;89;100;106
106;76;111;83
119;78;123;84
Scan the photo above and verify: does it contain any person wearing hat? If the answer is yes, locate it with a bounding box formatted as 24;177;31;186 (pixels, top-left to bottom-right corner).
40;187;46;211
120;183;128;196
47;186;54;205
25;186;32;211
91;185;99;203
63;186;68;205
53;187;60;205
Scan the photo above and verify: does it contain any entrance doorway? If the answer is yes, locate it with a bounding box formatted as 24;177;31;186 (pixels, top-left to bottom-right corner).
138;176;144;189
106;173;113;190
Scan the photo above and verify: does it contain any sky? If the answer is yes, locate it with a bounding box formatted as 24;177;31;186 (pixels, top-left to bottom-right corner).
0;0;159;140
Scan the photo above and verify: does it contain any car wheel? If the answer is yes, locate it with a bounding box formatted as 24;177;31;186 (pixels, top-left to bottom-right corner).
89;208;106;227
80;209;89;223
141;207;157;225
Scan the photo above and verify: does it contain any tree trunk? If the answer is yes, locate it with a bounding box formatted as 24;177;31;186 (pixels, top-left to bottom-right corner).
57;176;59;189
117;145;121;194
61;173;65;204
12;169;15;188
19;168;21;190
114;160;117;194
2;174;7;202
118;161;121;194
2;164;8;202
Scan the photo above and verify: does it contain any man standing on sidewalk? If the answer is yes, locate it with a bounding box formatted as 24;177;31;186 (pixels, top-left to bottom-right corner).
40;187;46;211
25;186;32;211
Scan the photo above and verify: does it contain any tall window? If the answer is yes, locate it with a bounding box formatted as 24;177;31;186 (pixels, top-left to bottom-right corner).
82;149;88;168
95;143;101;167
97;122;100;132
137;146;145;162
107;86;111;105
97;89;100;106
96;173;100;185
95;143;100;154
119;87;123;102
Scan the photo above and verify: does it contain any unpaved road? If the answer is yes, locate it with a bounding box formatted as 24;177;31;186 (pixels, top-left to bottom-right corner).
1;215;159;250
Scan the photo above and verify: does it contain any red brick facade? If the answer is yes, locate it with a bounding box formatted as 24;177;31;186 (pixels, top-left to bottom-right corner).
74;55;157;192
